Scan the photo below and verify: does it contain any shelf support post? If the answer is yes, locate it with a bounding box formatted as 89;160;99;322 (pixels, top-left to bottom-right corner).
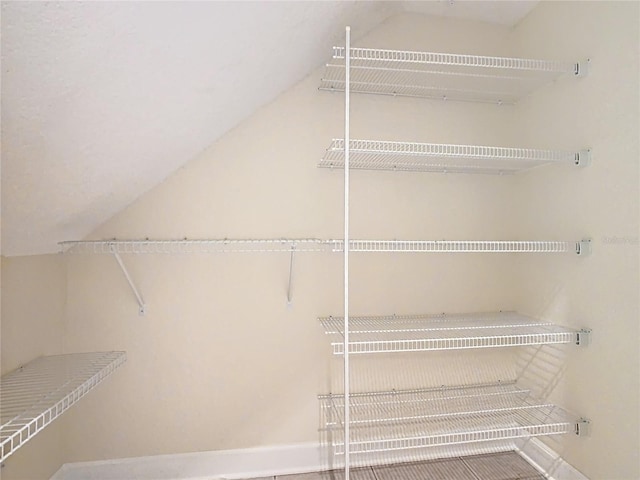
287;245;295;305
343;25;351;480
111;247;146;315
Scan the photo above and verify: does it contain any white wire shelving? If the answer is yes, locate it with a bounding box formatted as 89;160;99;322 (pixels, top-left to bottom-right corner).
319;47;587;104
319;312;589;355
0;351;126;463
319;29;591;478
58;238;588;317
319;382;583;456
337;240;590;255
319;139;591;175
59;238;330;254
60;239;591;255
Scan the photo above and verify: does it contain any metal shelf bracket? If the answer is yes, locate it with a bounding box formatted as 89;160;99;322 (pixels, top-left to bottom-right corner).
575;59;590;77
576;328;592;346
576;239;592;256
575;149;591;167
575;418;591;436
111;247;146;315
287;245;296;305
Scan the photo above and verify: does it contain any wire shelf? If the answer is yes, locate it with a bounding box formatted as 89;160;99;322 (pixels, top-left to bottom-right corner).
319;139;589;175
60;239;589;255
319;383;577;456
319;47;582;104
59;239;332;254
319;312;581;355
0;352;126;463
339;240;588;255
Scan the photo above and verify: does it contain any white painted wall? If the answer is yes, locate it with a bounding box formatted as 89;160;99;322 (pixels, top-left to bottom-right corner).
1;255;67;480
511;3;640;479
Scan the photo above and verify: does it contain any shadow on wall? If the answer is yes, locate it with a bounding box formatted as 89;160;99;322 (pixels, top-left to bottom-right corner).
317;340;574;470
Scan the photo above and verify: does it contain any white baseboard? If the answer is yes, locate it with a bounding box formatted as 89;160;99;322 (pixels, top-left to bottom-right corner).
518;438;589;480
50;440;589;480
50;442;325;480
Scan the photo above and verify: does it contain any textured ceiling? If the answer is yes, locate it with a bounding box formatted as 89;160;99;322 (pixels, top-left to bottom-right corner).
1;1;537;256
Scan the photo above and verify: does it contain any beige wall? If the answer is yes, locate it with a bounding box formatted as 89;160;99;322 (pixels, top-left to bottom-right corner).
3;4;638;479
1;255;67;480
511;2;640;479
63;13;522;463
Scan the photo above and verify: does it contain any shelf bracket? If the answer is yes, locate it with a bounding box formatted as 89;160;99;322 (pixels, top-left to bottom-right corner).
576;328;592;346
575;58;590;77
576;239;592;256
111;247;147;315
575;418;591;437
287;245;295;305
575;149;591;168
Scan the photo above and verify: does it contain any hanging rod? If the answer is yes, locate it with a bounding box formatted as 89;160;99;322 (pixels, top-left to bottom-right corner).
59;239;591;255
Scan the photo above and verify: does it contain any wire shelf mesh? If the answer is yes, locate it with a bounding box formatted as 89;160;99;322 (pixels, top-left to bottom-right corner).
0;352;126;463
337;240;579;254
60;239;586;255
319;312;579;355
59;238;332;254
319;47;578;103
319;383;576;456
319;139;584;174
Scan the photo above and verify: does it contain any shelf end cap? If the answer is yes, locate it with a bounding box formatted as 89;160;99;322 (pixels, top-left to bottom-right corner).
577;239;592;256
575;58;590;77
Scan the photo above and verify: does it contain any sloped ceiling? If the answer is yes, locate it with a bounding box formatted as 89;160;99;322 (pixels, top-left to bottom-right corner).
0;1;537;256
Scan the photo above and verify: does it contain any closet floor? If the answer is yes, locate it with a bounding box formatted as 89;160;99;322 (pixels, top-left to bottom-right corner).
249;451;545;480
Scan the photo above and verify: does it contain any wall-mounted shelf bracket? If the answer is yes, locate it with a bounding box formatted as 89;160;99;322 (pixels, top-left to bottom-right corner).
575;59;590;77
576;239;592;256
287;245;296;305
111;247;146;315
575;149;591;167
576;328;592;346
575;418;591;436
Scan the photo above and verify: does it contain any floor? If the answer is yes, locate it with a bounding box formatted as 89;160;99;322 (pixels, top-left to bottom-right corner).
248;452;545;480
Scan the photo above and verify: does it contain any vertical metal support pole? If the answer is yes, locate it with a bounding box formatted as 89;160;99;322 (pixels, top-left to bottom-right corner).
287;245;295;305
343;25;351;480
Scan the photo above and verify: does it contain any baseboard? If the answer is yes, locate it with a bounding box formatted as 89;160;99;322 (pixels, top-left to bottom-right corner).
518;438;589;480
50;440;589;480
49;441;518;479
49;442;324;480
